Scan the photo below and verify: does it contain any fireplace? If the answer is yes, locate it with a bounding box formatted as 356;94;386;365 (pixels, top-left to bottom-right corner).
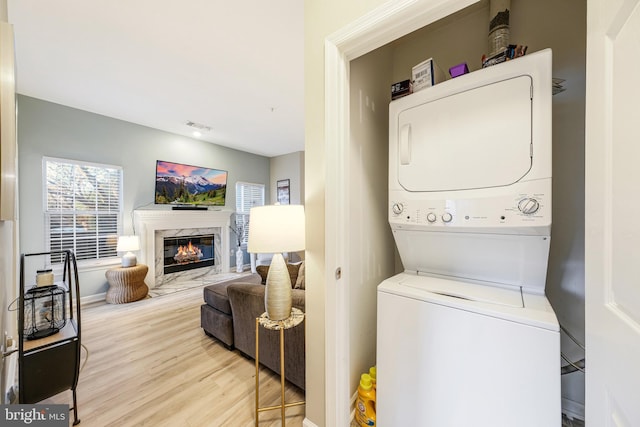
154;227;221;286
163;234;215;274
133;209;233;288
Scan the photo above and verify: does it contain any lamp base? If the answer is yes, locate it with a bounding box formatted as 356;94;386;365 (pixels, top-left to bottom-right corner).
121;252;137;268
264;253;292;320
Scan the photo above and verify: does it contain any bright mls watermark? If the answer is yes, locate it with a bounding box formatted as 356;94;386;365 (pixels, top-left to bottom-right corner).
1;405;68;426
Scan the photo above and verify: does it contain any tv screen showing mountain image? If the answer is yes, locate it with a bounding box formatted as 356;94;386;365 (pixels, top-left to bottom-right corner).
155;160;227;206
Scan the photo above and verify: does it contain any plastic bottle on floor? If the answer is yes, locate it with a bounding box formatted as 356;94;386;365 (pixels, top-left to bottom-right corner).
355;373;376;427
369;366;376;391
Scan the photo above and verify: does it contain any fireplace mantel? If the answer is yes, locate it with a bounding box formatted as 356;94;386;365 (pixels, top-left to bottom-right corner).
133;209;233;288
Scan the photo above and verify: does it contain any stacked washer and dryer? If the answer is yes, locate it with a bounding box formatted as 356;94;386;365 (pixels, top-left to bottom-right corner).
376;49;560;426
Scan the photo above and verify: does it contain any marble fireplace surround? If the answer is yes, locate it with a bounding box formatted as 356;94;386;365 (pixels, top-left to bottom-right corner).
133;209;233;288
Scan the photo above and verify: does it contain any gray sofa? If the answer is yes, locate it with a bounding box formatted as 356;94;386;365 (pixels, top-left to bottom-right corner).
200;267;305;390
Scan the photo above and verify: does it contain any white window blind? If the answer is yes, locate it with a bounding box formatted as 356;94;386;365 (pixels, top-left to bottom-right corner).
235;182;265;245
44;158;123;264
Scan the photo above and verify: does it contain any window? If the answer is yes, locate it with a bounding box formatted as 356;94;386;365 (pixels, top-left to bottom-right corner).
44;157;123;264
235;182;265;245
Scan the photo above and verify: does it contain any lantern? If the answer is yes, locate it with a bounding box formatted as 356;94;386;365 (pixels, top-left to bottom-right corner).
23;285;66;340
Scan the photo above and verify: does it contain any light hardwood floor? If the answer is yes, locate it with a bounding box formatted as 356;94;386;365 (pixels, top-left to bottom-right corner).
41;286;305;427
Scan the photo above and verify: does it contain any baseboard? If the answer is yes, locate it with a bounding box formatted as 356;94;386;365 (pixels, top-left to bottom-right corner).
562;397;585;421
80;292;106;306
302;394;356;427
303;418;319;427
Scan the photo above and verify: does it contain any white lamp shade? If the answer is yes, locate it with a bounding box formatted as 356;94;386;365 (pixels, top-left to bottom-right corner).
116;235;140;252
248;205;305;253
248;205;304;320
117;235;140;267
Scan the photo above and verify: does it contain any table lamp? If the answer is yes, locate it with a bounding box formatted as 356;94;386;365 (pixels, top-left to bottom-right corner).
248;204;305;320
117;235;140;267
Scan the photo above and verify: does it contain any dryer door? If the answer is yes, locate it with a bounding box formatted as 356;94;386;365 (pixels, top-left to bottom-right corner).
397;75;533;192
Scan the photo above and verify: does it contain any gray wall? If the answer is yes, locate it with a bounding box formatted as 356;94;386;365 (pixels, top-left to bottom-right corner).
270;151;304;205
348;42;397;402
17;95;271;297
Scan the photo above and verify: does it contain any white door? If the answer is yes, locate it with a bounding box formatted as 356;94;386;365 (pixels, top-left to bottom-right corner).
396;75;533;191
585;0;640;425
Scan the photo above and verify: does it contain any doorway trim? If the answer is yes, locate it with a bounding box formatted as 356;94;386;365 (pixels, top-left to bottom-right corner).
323;0;479;425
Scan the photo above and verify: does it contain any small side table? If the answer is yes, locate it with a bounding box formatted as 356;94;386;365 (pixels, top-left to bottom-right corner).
255;308;305;426
105;264;149;304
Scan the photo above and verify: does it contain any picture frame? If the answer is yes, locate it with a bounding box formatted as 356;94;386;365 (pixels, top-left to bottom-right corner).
277;179;290;205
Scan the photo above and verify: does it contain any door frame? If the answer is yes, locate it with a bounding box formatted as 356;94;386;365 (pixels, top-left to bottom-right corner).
323;0;479;425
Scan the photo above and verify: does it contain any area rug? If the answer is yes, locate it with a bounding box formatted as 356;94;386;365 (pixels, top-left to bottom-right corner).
147;271;253;298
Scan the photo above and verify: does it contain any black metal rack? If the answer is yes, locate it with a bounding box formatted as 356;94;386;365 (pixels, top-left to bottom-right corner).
18;250;81;425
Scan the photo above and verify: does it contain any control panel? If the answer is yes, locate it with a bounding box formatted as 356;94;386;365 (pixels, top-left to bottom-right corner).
389;191;550;232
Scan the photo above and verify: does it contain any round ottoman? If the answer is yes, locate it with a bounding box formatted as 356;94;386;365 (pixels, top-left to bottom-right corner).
105;264;149;304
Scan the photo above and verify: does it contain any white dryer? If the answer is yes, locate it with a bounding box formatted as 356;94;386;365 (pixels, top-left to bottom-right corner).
377;49;560;426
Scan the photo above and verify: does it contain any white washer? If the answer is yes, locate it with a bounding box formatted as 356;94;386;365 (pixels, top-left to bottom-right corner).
377;273;560;426
377;49;560;426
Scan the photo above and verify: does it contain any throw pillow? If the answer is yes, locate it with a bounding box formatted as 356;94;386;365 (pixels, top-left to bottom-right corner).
287;262;301;288
255;262;301;287
256;265;269;284
294;261;305;289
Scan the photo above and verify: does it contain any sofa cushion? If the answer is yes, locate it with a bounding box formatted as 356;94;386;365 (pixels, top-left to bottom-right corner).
203;281;235;314
202;274;262;314
200;304;234;348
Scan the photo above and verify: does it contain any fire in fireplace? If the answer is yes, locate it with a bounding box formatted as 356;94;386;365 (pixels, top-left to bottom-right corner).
163;234;214;274
174;241;203;263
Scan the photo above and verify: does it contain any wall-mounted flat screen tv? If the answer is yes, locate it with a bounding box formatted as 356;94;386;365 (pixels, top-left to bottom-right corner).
155;160;227;206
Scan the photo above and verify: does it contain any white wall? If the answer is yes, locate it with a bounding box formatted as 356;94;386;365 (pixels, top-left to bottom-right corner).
17;95;271;297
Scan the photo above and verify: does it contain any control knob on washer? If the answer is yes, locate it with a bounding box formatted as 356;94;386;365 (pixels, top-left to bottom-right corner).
392;203;404;215
426;213;437;223
518;198;540;215
442;212;453;223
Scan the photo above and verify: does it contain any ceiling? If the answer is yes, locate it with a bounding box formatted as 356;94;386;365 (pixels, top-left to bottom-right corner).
7;0;304;158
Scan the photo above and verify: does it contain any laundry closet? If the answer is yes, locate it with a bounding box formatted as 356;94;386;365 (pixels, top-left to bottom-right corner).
343;0;586;422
